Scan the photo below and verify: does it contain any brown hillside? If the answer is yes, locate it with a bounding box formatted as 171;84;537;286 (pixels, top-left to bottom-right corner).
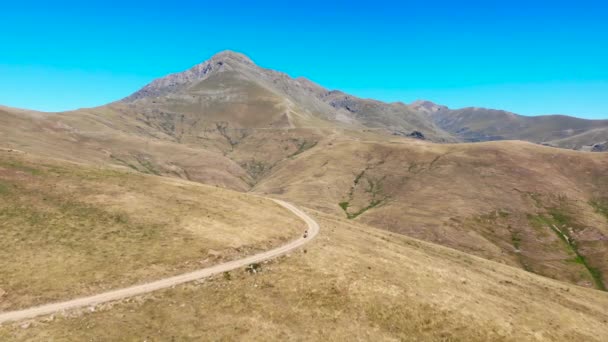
255;138;608;290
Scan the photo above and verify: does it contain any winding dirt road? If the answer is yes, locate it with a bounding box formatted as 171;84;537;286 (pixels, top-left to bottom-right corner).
0;199;319;324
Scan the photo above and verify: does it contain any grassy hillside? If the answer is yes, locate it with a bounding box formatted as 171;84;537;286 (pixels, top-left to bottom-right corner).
4;100;608;291
0;149;302;311
2;50;607;294
256;138;608;290
2;211;607;341
2;50;608;340
5;95;608;290
0;106;253;191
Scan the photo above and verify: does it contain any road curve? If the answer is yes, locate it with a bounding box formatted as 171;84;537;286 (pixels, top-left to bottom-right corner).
0;199;319;324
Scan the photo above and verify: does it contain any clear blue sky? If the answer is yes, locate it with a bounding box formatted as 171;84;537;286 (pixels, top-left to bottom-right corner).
1;0;607;118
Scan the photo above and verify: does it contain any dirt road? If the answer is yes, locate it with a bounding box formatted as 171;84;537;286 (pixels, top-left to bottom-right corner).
0;199;319;324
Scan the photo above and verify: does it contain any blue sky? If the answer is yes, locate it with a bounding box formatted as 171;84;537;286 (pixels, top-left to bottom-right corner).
1;0;607;118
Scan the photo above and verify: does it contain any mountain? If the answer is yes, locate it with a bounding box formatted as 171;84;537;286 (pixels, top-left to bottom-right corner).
118;51;454;141
2;50;608;340
1;50;608;291
119;50;608;151
428;105;608;149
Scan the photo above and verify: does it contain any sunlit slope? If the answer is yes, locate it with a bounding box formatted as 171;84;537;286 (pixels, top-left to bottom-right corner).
2;211;607;341
256;138;608;290
0;150;302;311
0;105;253;190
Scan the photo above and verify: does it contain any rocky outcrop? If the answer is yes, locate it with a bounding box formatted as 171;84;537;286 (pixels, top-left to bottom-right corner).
407;131;426;140
117;50;455;142
410;100;449;114
122;51;253;102
591;142;607;152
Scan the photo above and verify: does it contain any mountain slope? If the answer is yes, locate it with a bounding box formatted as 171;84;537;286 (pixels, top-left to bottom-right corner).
429;106;608;148
255;138;608;290
0;105;253;190
0;149;302;311
2;51;608;340
2;50;608;291
2;211;608;341
0;51;455;189
120;51;454;141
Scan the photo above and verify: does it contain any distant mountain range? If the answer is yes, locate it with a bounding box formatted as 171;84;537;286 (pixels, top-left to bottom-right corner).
425;104;608;151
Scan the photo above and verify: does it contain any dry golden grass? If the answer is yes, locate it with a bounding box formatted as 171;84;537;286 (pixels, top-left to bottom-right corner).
4;99;608;291
2;210;607;341
0;150;302;311
256;137;608;290
0;106;253;191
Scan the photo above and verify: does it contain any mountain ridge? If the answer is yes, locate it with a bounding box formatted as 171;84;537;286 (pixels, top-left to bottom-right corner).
116;50;455;141
122;51;255;102
112;50;608;150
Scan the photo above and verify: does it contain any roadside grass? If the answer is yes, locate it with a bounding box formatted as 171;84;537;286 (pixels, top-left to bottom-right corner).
0;152;302;310
2;212;608;341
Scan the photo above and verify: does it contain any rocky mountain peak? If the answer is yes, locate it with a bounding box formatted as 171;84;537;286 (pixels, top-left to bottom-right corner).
122;50;256;102
209;50;254;65
410;100;449;114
